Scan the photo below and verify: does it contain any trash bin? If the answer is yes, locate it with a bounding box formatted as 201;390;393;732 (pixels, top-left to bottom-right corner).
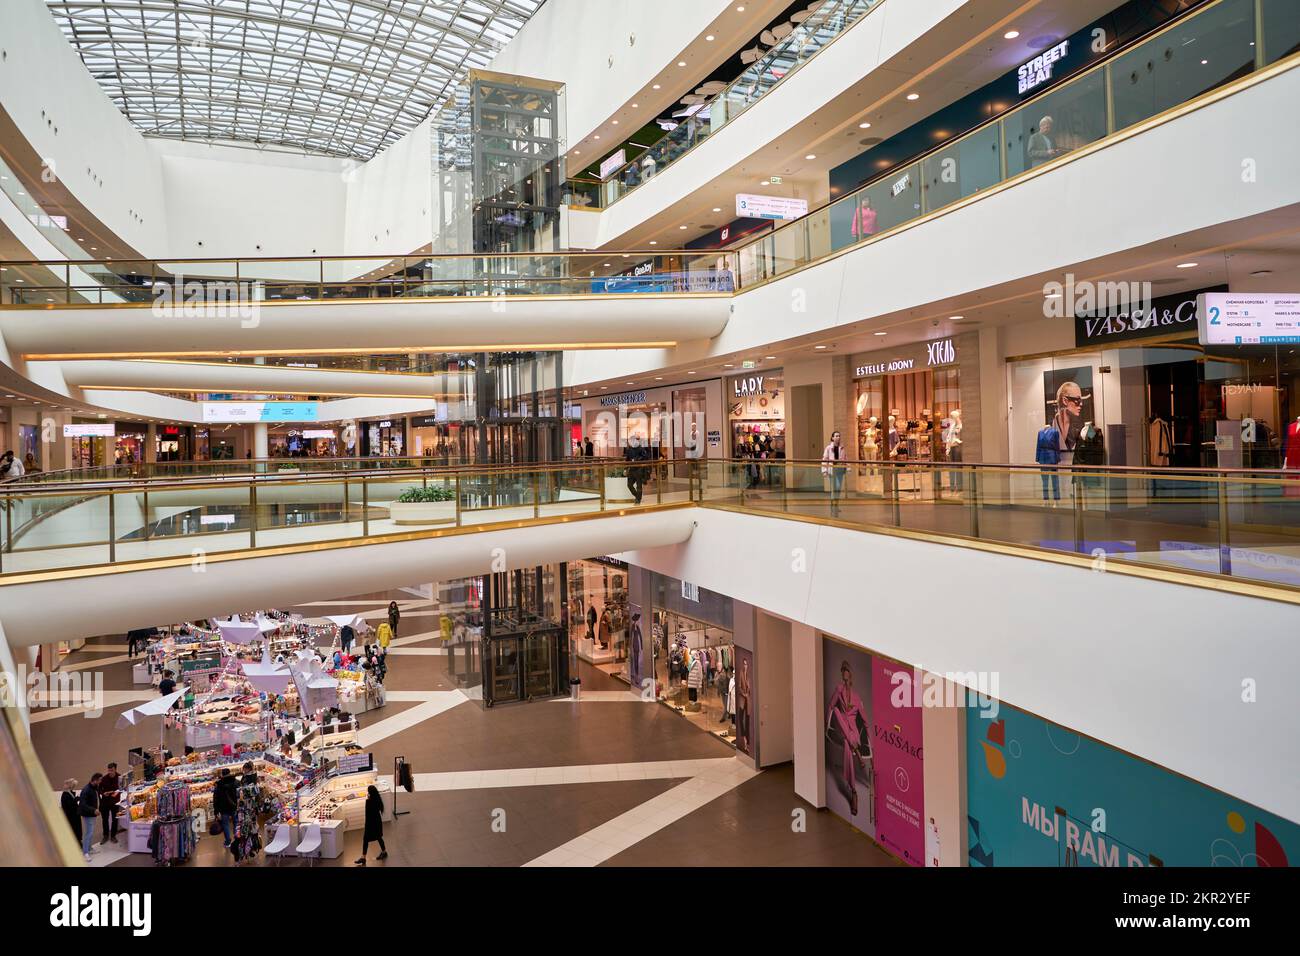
569;678;581;702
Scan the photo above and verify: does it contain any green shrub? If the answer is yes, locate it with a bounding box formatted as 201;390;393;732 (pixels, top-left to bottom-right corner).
396;485;456;503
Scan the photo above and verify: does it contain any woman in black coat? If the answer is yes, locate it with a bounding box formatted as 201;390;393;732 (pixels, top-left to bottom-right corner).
60;778;82;843
387;601;400;638
355;785;387;865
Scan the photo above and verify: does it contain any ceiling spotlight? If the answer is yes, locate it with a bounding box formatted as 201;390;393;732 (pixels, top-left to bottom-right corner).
805;154;816;160
736;5;745;11
678;61;687;67
906;93;920;101
1176;262;1198;269
594;134;601;140
949;315;964;321
1004;30;1020;39
706;35;715;41
760;180;770;186
649;240;658;245
874;331;888;336
764;356;776;360
814;344;828;350
723;364;735;368
859;122;872;129
632;103;639;108
653;84;661;90
611;119;619;125
679;225;688;230
712;207;722;212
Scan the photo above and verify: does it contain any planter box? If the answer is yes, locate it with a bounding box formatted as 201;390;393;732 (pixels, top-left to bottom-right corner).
388;500;457;526
604;475;636;502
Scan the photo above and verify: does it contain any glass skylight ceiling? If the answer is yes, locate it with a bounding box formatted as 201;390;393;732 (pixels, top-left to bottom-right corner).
45;0;544;160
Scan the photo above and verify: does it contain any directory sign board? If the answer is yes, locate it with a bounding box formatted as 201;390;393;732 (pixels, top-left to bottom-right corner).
599;149;627;180
735;193;808;221
63;423;116;437
1198;292;1300;345
201;401;320;423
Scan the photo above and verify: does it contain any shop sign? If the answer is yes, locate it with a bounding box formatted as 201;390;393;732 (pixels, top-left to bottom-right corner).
741;360;757;369
590;556;629;570
1199;291;1300;346
1074;285;1223;347
681;580;700;602
63;422;116;437
735;193;808;221
599;149;627;180
302;429;335;438
616;260;654;279
707;429;722;448
599;391;646;407
377;420;393;428
890;172;911;197
926;338;956;366
856;358;915;377
732;375;764;397
1018;39;1069;94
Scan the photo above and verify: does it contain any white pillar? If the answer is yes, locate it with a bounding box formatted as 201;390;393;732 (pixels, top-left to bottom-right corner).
791;622;826;808
253;422;269;459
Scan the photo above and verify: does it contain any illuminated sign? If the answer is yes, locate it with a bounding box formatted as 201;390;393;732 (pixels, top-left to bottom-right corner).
1018;40;1069;94
891;172;911;197
201;402;319;423
63;423;116;437
735;193;808;221
599;149;627;180
302;429;336;439
732;375;764;397
599;391;646;407
1198;292;1300;345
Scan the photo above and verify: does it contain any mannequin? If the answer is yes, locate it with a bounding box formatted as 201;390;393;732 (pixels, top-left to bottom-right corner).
1285;417;1300;498
861;415;880;472
886;414;900;458
942;409;963;492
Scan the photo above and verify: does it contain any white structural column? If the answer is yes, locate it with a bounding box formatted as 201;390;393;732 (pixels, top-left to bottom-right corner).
253;422;269;459
920;678;968;868
791;622;825;809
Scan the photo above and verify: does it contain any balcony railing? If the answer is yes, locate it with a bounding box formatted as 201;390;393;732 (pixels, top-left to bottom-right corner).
3;458;1298;599
566;0;881;210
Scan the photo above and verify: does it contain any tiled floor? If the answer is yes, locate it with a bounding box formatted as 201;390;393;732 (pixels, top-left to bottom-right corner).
32;586;890;868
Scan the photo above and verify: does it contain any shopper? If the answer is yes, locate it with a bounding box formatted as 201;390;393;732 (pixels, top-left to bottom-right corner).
623;434;650;505
586;604;598;645
376;621;393;654
78;773;102;861
355;784;388;864
98;762;122;844
340;624;356;655
240;760;259;788
387;601;400;638
821;431;848;517
213;767;239;848
583;436;594;458
23;453;40;475
0;450;23;480
60;778;82;845
158;669;177;697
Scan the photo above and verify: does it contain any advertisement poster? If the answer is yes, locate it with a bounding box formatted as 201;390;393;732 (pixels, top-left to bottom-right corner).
821;638;875;837
967;704;1300;867
733;646;754;758
871;657;926;867
1042;367;1094;452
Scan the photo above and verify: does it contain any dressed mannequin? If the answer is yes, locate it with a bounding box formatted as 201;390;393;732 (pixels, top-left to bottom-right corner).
942;410;963;492
1284;417;1300;498
861;415;880;469
887;415;900;458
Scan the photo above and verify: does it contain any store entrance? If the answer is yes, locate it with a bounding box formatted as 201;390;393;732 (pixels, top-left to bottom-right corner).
1146;358;1201;468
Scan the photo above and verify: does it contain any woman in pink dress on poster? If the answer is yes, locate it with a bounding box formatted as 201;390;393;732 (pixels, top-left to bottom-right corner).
827;659;872;816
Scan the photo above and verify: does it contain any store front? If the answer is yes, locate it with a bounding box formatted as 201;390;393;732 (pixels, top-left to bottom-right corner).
649;573;736;746
269;426;338;458
1005;285;1299;472
567;558;631;682
154;425;194;462
113;421;148;465
727;369;785;464
361;418;406;457
578;381;719;464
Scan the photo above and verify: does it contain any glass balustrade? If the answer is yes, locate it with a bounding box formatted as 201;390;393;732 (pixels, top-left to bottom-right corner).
2;459;1298;598
569;0;881;209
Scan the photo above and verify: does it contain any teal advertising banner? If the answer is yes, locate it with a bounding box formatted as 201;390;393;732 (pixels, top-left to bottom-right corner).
967;705;1298;867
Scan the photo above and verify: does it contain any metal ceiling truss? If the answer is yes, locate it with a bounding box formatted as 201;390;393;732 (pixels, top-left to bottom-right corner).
45;0;544;160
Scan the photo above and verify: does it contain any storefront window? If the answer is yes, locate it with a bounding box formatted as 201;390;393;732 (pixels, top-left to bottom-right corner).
728;369;785;464
566;559;630;683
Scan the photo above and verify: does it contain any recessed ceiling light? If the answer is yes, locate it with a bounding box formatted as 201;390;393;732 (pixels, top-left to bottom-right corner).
764;356;776;360
705;35;715;41
594;134;601;140
649;240;658;245
1004;30;1020;39
1176;262;1198;269
632;103;639;108
814;344;828;350
949;315;964;321
688;371;696;374
874;331;888;336
679;225;688;230
678;61;687;67
574;150;581;155
712;207;722;212
760;180;769;186
653;84;661;90
611;119;619;125
1200;59;1208;65
805;154;816;160
655;377;663;380
736;4;745;10
906;93;920;101
858;122;872;129
627;382;635;385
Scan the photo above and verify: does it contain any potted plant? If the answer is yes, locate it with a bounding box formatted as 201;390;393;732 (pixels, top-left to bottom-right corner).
387;484;457;525
603;465;636;503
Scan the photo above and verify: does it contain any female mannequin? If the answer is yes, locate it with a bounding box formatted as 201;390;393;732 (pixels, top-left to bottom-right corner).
861;415;880;463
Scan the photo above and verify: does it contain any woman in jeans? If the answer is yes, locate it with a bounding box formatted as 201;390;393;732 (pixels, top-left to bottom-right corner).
821;431;848;517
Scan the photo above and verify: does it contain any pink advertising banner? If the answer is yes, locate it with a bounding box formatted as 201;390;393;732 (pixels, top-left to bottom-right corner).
871;658;925;867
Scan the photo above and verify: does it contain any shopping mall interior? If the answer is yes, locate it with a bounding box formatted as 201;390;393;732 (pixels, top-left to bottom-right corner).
0;0;1297;900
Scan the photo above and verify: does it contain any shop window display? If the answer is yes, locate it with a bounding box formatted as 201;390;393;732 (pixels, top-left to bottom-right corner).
567;560;630;681
653;608;737;745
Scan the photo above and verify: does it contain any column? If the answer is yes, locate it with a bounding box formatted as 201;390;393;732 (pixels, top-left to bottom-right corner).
791;622;826;808
144;423;158;463
920;677;968;867
253;422;269;460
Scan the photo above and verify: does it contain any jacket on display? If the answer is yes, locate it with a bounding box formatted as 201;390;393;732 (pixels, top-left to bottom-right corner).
1148;418;1173;467
1035;426;1062;466
687;658;704;690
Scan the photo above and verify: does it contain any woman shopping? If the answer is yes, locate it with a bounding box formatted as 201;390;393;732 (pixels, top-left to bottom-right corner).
355;785;388;865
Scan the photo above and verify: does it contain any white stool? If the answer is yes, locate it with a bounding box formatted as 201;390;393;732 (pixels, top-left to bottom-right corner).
296;824;322;866
264;824;292;865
